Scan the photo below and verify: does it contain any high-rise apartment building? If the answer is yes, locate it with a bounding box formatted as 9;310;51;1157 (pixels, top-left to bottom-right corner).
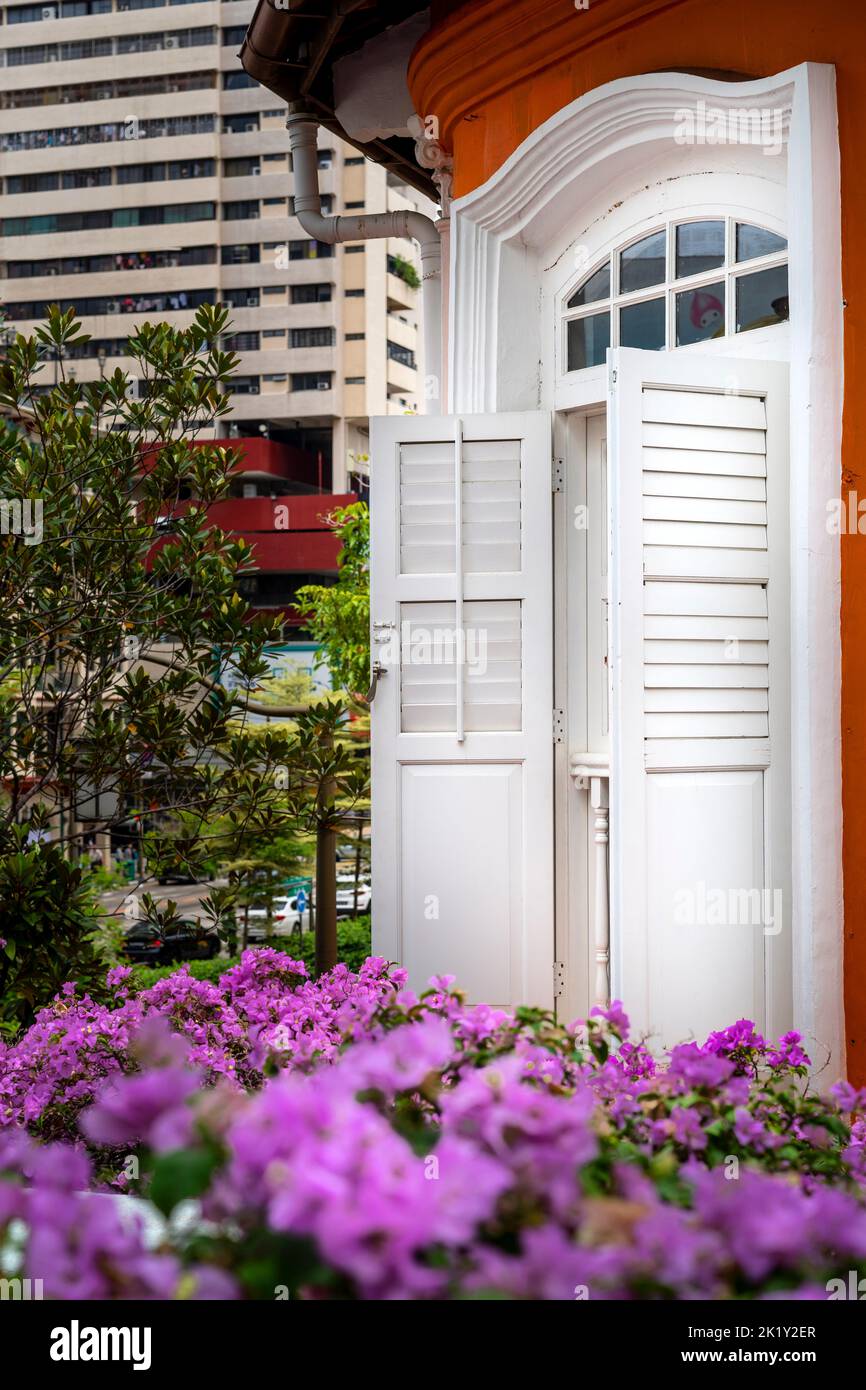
0;0;433;507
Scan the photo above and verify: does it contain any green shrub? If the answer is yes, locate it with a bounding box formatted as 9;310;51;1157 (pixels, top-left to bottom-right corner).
127;916;372;991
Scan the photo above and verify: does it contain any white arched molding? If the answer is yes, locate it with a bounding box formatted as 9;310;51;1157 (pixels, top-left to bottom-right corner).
449;63;844;1072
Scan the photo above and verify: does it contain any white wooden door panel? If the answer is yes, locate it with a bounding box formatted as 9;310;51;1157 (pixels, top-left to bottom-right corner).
608;348;791;1048
400;763;523;1002
371;412;553;1009
646;770;765;1044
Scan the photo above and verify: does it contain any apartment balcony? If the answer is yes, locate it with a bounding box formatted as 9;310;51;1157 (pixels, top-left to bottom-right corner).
386;313;418;350
147;491;356;578
226;389;336;422
386;271;417;312
386;356;417;395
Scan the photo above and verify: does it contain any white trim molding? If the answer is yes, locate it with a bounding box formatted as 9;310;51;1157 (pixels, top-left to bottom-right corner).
449;63;844;1072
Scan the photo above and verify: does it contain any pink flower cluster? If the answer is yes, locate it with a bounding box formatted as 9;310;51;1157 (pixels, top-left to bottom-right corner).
1;956;866;1299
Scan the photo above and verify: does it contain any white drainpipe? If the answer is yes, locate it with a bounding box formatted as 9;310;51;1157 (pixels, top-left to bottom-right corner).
285;110;442;413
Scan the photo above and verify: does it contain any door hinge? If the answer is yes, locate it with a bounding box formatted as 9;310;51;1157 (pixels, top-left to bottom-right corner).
552;458;565;493
553;960;566;1000
553;708;565;743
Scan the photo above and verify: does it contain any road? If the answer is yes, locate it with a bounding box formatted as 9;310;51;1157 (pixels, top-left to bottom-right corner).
101;878;220;925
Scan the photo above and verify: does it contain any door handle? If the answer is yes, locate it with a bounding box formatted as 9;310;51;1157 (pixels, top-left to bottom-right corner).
366;660;387;703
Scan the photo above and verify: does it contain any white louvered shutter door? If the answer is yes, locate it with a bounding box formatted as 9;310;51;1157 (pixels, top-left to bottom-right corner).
370;413;553;1007
608;350;791;1047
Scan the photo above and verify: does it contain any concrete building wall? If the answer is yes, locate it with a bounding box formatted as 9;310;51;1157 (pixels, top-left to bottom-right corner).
0;0;435;490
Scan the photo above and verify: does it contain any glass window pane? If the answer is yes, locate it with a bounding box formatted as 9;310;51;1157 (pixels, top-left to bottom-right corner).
675;220;725;278
566;311;610;371
620;297;665;351
736;224;787;262
676;280;725;345
619;231;666;293
567;260;610;308
735;265;789;333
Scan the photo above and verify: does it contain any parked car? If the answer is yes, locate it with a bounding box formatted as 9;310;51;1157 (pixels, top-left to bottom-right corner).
244;895;308;942
336;876;371;918
122;919;220;966
156;866;199;885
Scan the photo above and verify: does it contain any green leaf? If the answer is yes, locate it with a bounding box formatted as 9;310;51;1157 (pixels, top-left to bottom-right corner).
149;1146;221;1217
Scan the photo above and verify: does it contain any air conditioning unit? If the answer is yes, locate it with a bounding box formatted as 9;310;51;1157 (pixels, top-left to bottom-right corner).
316;381;329;391
245;295;257;306
42;6;56;18
243;123;256;133
164;36;179;49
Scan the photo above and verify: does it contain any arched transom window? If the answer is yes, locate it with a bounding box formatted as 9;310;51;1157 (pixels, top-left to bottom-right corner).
564;218;788;372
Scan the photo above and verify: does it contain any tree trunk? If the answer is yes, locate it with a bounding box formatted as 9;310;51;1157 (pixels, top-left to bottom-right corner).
353;818;363;916
315;730;338;975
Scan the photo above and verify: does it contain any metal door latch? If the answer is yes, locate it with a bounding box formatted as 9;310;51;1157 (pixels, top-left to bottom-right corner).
367;660;387;703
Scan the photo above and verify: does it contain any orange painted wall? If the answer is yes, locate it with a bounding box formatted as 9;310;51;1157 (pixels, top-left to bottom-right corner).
410;0;866;1080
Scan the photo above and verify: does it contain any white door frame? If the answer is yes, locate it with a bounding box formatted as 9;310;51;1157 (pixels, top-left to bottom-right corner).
448;63;844;1069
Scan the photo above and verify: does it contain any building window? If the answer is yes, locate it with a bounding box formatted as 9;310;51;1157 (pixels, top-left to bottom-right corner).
223;114;258;134
7;245;216;277
344;157;364;166
224;157;260;178
230;376;260;395
563;218;789;371
292;373;332;391
345;288;365;298
1;202;216;236
291;327;336;348
317;150;334;169
116;159;215;184
8;1;111;18
288;239;333;260
291;283;332;304
0;71;215;111
388;340;416;369
223;200;260;220
344;245;365;254
345;332;365;340
345;202;365;210
221;244;260;264
222;287;259;308
3;288;214;321
345;377;366;385
224;332;260;352
223;71;257;89
1;113;216;153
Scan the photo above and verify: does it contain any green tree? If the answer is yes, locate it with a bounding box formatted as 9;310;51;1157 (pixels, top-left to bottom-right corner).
0;305;305;1012
295;502;369;699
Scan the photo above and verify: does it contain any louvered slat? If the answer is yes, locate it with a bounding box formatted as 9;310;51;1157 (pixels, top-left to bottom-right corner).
400;599;522;733
640;387;770;741
399;440;522;575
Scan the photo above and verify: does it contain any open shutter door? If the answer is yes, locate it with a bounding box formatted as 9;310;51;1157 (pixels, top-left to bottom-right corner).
370;413;553;1007
608;349;791;1047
